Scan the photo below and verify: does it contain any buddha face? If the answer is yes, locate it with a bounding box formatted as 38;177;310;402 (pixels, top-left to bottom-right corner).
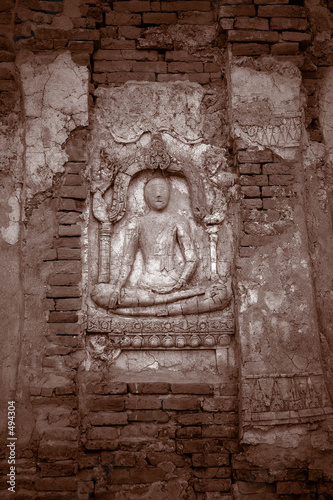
144;177;170;211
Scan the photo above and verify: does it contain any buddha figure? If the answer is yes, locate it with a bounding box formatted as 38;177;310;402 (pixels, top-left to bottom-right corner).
92;173;230;316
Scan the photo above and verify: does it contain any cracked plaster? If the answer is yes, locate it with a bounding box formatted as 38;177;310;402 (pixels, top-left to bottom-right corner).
19;51;89;198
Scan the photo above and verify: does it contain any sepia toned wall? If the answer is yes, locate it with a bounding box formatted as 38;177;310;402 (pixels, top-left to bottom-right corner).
1;0;333;498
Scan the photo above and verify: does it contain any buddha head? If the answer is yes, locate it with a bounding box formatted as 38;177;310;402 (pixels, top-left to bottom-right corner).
144;175;171;212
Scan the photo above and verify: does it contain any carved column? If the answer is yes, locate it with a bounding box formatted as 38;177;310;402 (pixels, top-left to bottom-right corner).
98;222;112;283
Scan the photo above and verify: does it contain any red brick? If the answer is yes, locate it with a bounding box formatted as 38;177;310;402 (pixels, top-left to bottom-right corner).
132;61;167;72
47;280;81;292
107;467;165;484
51;261;81;274
161;1;211;11
38;461;75;477
240;175;268;186
160;73;211;84
35;477;77;491
194;479;232;492
177;413;214;425
112;452;136;467
276;482;310;495
87;427;119;440
176;427;202;439
204;62;220;72
262;163;291;175
127;410;169;422
241;198;263;210
85;440;118;451
60;186;87;200
241;233;274;246
119;26;143;39
255;0;288;3
57;248;81;260
58;199;84;212
270;18;308;31
239;163;261;174
165;50;196;61
261;198;278;209
0;51;15;62
87;396;124;411
234;16;269;30
100;27;118;38
147;452;187;467
101;39;136;49
94;60;133;72
93;72;156;83
55;298;81;310
192;453;230;467
35;28;100;40
271;42;299;55
48;311;78;323
122;49;158;60
178;12;214;25
95;382;128;394
202;425;238;438
105;12;141;25
87;412;128;426
68;41;94;53
163;396;201;410
93;49;123;60
238;150;273;163
38;443;78;460
171;383;214;394
232;43;269;56
56;212;81;224
214;412;238;425
58;224;81;237
113;1;151;12
220;5;256;17
125;396;162;410
308;470;323;482
241;186;260;198
281;32;311;43
269;174;294;185
220;19;234;30
0;80;17;91
202;397;237;412
177;438;221;454
258;5;306;17
229;30;278;43
128;382;170;394
119;423;159;439
168;61;203;72
143;12;177;24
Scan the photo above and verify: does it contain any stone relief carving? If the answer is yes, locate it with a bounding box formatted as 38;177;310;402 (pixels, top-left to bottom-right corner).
86;83;237;351
243;374;333;424
236;114;302;148
90;134;234;319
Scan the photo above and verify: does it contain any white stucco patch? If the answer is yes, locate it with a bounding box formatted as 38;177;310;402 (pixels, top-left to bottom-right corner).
19;52;89;197
0;188;21;245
